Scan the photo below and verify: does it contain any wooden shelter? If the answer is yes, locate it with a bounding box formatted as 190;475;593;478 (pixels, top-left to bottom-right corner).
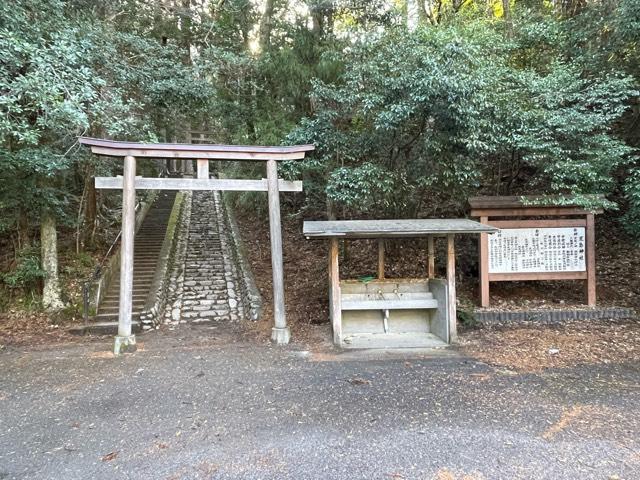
79;137;314;354
303;219;497;349
470;196;601;307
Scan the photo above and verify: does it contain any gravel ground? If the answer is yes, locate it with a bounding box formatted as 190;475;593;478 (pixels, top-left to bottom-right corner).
0;324;639;480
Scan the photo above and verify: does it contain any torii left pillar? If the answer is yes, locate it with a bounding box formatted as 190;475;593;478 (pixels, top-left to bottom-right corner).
266;159;290;344
114;155;137;354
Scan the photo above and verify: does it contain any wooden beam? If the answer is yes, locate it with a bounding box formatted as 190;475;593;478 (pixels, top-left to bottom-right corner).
184;159;194;176
197;159;209;179
427;236;435;279
95;177;303;192
303;219;498;238
118;156;136;343
89;146;307;161
586;213;596;306
479;216;490;307
446;234;457;343
341;298;438;310
488;219;587;228
79;136;314;156
470;207;601;218
266;159;289;344
329;238;342;345
488;271;588;281
377;239;385;280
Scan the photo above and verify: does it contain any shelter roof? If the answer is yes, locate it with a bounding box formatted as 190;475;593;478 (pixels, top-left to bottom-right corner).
303;219;498;239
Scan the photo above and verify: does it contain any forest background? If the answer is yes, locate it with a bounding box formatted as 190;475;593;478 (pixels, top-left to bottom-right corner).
1;0;638;312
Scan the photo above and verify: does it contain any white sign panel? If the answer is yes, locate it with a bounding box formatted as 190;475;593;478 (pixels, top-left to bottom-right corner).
488;227;586;274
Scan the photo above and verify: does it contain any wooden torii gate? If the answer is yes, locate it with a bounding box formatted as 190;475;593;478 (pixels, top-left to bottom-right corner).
79;137;314;354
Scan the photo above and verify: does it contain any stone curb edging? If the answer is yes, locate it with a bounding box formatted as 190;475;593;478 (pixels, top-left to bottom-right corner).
165;191;192;325
139;191;187;329
473;307;636;324
220;193;263;322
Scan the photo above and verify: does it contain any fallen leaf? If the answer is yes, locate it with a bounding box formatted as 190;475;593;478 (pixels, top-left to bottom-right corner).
348;377;371;386
101;451;118;462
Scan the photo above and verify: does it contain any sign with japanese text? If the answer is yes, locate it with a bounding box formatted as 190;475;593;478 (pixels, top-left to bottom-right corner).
488;227;586;274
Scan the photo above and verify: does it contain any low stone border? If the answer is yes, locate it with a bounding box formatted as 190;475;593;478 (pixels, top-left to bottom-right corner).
164;191;192;325
473;307;636;324
139;191;187;329
220;193;263;322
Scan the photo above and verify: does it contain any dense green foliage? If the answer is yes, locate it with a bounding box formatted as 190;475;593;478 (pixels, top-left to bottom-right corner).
1;0;639;306
289;21;637;216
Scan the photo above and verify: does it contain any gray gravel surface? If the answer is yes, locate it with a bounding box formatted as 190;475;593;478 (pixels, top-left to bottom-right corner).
0;324;638;480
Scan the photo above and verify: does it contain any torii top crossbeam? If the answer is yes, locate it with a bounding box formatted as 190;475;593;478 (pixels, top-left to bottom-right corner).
79;137;315;160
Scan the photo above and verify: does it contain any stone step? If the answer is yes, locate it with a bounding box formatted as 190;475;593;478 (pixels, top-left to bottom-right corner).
112;273;156;279
95;189;178;322
105;287;152;295
99;310;144;321
106;280;153;287
108;282;154;289
93;310;142;321
100;298;147;307
101;295;147;304
68;320;142;336
100;294;147;304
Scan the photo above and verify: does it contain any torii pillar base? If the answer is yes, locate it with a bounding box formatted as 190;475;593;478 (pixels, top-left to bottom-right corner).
114;335;137;355
271;327;290;345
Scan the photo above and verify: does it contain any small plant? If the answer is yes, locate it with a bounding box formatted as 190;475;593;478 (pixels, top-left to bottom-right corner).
1;247;45;293
457;308;478;329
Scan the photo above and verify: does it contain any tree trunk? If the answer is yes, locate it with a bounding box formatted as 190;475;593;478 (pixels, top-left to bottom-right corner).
83;165;97;248
259;0;275;52
17;210;30;250
41;210;64;311
502;0;513;37
181;0;192;64
416;1;429;25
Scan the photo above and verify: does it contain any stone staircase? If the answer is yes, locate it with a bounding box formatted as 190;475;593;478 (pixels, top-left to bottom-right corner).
78;191;177;334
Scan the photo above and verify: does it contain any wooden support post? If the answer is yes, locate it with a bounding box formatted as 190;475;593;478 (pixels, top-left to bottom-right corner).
329;238;342;344
114;155;137;354
196;159;209;179
184;159;194;177
266;159;289;344
479;216;490;307
377;239;385;280
427;236;435;279
446;234;457;343
586;213;596;306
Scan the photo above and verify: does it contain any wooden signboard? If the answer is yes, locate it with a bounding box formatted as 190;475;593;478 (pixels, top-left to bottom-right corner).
470;196;601;307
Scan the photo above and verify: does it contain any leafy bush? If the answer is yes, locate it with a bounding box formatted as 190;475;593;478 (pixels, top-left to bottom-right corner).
1;248;45;292
289;20;637;222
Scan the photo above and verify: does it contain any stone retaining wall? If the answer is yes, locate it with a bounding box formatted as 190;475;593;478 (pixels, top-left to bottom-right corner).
473;307;635;324
164;191;192;324
219;193;263;322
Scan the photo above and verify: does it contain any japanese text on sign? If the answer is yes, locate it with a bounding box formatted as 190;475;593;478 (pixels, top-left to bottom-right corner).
488;227;586;274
